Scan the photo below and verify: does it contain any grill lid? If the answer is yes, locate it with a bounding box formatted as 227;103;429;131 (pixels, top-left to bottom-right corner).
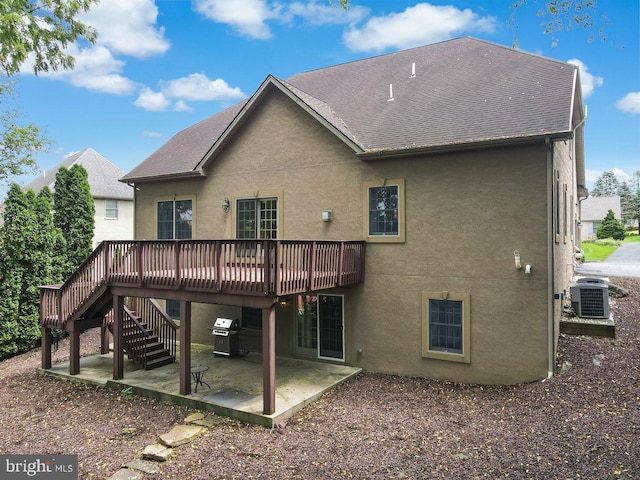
213;317;238;330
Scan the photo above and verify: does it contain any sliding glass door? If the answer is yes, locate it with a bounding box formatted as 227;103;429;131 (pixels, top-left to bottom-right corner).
296;294;344;361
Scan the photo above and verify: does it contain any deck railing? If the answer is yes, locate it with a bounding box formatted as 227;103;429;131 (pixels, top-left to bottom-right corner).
41;239;365;329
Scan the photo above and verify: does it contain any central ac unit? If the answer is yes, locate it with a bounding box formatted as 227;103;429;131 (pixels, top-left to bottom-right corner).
570;279;609;318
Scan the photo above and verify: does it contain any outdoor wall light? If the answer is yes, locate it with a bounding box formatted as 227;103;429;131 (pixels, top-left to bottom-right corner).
322;209;333;222
222;198;230;213
277;296;290;305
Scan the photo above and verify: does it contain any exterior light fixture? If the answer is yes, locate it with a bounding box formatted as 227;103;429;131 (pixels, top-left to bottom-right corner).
322;209;332;222
277;296;290;305
222;198;230;213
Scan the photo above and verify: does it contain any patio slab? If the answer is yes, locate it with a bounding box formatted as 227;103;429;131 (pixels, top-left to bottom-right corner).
40;343;361;427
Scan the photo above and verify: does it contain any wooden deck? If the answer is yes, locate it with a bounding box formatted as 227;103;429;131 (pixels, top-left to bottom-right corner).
39;239;365;416
40;239;365;330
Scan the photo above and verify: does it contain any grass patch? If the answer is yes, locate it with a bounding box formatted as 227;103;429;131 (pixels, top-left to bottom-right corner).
624;230;640;242
581;238;621;261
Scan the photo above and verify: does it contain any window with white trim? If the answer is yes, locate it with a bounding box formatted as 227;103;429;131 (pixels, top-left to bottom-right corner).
105;199;118;219
363;179;405;243
422;292;470;363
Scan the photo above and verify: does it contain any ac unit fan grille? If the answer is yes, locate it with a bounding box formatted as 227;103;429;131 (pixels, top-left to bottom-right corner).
571;283;610;319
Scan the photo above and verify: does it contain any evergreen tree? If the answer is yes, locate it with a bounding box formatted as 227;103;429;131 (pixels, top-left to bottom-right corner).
37;186;67;283
54;164;95;277
617;181;634;225
596;209;625;241
591;171;620;197
0;185;47;356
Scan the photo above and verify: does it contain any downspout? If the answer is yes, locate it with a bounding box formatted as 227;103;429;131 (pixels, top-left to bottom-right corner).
546;138;554;378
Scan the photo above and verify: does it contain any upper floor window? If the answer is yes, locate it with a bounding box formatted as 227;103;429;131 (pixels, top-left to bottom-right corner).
363;179;405;243
157;198;193;240
105;199;118;219
236;198;278;239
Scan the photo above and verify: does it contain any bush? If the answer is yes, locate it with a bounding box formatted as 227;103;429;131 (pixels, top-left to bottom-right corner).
596;209;626;241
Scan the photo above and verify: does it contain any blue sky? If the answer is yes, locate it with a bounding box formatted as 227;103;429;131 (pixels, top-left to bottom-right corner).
7;0;640;198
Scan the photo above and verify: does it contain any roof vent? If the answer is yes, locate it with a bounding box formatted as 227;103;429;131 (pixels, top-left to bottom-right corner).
410;62;416;78
388;83;394;102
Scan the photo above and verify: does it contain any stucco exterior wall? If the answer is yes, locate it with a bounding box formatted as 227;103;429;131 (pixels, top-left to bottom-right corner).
133;89;555;385
552;139;581;359
93;198;134;248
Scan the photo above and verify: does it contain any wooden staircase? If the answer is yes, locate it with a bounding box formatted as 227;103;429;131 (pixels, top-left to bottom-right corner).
119;306;176;370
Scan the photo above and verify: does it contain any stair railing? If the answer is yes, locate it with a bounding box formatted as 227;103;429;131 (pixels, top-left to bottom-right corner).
129;298;178;361
122;305;150;370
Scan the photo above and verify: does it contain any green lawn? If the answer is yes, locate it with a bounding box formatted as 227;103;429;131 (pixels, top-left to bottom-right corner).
581;231;639;261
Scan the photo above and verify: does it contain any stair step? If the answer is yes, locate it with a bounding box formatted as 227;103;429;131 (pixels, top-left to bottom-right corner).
128;340;163;353
145;348;172;362
145;355;176;370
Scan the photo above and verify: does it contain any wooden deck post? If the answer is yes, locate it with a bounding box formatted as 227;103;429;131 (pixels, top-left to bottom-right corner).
113;295;124;380
41;326;52;370
179;301;192;395
262;303;276;415
69;321;81;375
101;324;110;354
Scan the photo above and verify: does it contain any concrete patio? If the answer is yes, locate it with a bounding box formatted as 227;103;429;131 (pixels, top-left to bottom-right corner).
41;344;361;427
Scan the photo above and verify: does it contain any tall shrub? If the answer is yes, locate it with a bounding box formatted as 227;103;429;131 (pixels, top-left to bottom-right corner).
596;209;625;241
54;164;95;277
0;185;52;356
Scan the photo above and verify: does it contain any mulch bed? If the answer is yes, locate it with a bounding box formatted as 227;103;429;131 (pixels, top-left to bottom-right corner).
1;278;638;479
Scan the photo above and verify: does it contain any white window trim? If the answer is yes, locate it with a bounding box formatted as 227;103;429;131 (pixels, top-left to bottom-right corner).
105;199;118;220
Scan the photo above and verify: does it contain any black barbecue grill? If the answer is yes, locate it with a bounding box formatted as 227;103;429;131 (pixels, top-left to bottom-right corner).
212;317;239;356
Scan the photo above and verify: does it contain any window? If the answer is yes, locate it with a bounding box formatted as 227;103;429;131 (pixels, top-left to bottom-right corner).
236;198;278;239
241;307;262;330
363;179;405;243
157;198;193;240
422;292;470;363
105;199;118;219
156;197;193;319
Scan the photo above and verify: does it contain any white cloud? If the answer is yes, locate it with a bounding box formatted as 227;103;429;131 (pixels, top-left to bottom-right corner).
616;91;640;114
161;73;246;102
33;45;138;94
611;168;632;183
343;3;497;52
567;59;603;99
80;0;169;58
173;100;194;112
586;168;633;187
193;0;277;39
134;87;171;111
585;169;602;185
142;131;163;138
286;1;369;25
20;0;167;94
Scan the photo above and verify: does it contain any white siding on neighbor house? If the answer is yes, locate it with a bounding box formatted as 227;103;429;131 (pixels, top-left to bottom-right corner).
579;196;621;240
93;198;134;248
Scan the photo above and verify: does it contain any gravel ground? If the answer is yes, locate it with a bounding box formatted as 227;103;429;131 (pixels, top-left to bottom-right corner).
1;278;639;479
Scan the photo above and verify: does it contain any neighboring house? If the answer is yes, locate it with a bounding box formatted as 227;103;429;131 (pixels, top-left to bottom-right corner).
24;148;134;247
579;196;622;239
41;38;587;412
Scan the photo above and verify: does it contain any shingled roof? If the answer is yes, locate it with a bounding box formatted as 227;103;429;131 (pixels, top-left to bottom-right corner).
122;37;584;183
26;148;133;200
